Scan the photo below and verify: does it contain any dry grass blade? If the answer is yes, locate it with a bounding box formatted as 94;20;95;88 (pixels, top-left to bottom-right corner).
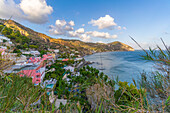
129;36;150;57
160;38;170;54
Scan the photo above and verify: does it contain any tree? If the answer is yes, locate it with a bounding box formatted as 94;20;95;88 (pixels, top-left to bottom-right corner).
23;43;28;49
3;39;7;43
13;48;22;54
40;50;47;57
29;45;38;49
7;46;10;49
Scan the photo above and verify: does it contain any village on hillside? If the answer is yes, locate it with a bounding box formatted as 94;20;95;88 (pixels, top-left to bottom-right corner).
0;34;88;108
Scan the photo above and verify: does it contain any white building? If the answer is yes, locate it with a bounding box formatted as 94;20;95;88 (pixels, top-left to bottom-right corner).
75;57;83;61
22;51;31;55
0;35;10;41
0;46;7;50
15;55;27;64
54;49;59;53
30;51;40;56
70;53;75;56
64;66;75;72
75;51;79;53
0;39;3;43
0;35;13;45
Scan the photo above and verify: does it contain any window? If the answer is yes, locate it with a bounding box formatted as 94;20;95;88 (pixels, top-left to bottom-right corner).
36;70;40;73
36;79;40;82
36;75;40;78
36;79;39;81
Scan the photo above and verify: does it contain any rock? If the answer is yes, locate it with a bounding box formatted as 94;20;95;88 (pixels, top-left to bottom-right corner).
86;83;115;111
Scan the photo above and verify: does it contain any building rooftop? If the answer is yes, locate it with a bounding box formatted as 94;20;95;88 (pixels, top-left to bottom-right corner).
20;65;39;70
0;35;10;41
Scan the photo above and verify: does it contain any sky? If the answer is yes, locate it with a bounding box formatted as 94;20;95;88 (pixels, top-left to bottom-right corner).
0;0;170;49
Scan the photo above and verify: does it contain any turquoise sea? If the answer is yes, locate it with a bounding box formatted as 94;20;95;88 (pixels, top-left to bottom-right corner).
84;50;155;84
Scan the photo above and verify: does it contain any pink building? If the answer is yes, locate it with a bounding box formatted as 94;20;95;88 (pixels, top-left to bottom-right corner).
0;48;5;56
20;63;45;84
19;54;54;84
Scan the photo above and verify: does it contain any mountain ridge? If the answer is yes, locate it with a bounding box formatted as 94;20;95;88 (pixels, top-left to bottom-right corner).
0;19;134;55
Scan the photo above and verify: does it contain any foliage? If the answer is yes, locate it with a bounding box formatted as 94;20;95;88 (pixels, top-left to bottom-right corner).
40;50;48;57
138;45;170;112
114;81;148;112
0;33;169;112
2;39;7;43
131;37;170;112
0;25;40;50
45;62;65;80
0;54;54;112
55;44;169;112
57;65;115;112
29;45;38;49
0;52;14;70
0;74;55;112
13;48;21;53
23;43;28;49
13;48;22;57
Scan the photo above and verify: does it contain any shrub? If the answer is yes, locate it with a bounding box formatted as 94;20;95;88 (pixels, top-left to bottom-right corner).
29;45;38;49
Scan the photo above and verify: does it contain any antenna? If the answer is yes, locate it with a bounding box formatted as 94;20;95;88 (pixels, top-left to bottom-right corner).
99;46;105;71
0;16;13;35
99;52;103;70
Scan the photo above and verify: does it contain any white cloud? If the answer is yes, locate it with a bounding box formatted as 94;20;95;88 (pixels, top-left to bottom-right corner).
123;27;127;30
75;28;84;34
20;0;53;23
117;26;121;30
49;18;118;42
49;19;74;35
0;0;53;24
88;15;117;29
49;20;91;42
55;20;67;26
68;31;91;42
68;29;91;42
65;25;74;31
0;0;23;20
80;34;91;42
97;41;105;44
86;31;117;39
68;20;75;26
68;31;78;37
82;24;85;27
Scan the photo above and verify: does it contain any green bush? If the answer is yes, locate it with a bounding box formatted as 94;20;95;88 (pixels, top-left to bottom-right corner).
0;74;53;112
29;45;38;49
114;81;147;110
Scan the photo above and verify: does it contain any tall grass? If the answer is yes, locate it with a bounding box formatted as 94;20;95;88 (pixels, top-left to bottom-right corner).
0;53;55;112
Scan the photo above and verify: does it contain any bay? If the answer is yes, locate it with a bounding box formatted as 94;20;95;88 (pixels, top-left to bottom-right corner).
84;50;155;84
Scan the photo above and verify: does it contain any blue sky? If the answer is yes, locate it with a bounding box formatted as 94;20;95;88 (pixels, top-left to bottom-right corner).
0;0;170;49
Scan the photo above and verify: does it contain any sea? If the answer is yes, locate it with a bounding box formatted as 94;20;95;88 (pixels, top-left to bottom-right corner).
84;50;155;85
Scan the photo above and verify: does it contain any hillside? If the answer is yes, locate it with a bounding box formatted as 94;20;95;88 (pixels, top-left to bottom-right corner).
0;19;134;56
